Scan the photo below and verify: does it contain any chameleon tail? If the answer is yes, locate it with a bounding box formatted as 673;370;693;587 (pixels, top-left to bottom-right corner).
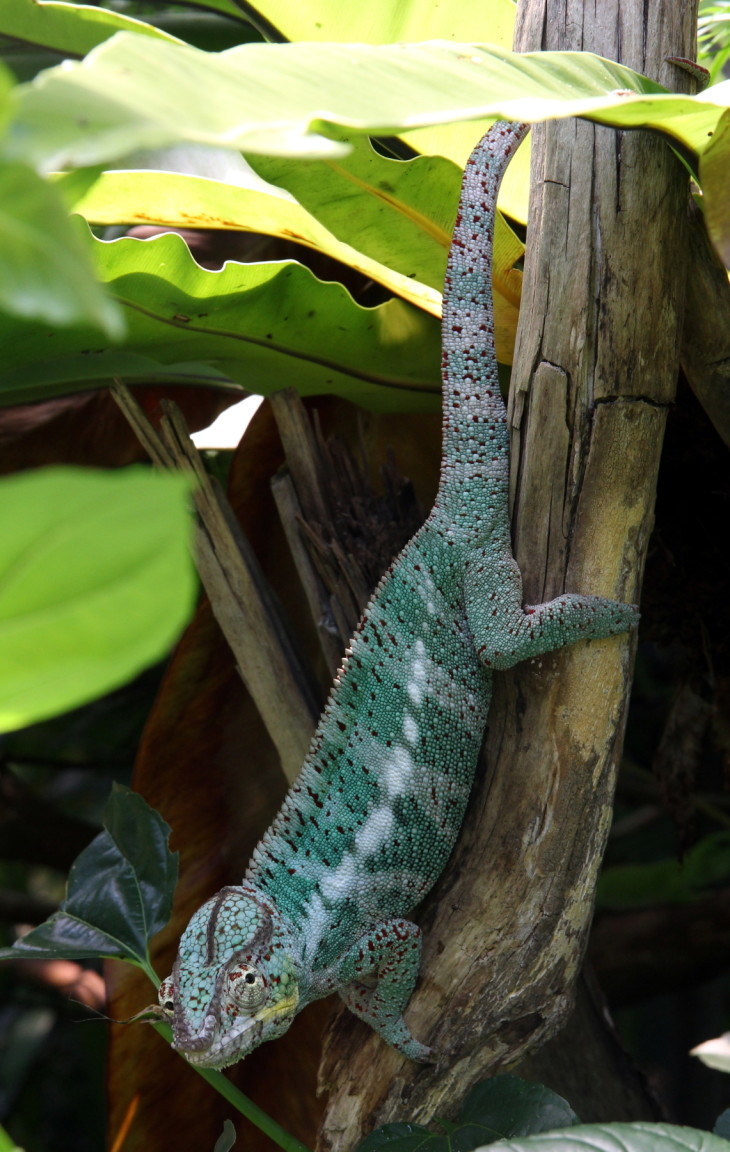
439;121;529;510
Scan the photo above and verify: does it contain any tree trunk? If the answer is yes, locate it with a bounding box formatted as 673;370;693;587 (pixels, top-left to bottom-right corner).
317;1;696;1146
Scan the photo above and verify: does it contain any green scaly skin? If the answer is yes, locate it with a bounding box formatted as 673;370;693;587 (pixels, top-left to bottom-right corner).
160;122;638;1069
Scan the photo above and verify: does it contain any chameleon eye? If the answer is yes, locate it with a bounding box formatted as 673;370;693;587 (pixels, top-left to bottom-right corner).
227;964;267;1011
158;976;175;1015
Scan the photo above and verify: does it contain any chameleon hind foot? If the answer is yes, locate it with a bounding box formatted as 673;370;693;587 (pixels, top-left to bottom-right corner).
464;553;638;671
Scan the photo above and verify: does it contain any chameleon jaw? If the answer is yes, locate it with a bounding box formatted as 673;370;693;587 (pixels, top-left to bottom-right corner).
173;991;300;1069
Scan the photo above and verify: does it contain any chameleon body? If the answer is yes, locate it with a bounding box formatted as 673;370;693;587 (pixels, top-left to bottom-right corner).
160;122;638;1069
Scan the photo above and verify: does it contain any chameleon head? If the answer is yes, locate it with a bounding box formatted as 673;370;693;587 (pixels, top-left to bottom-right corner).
159;882;301;1069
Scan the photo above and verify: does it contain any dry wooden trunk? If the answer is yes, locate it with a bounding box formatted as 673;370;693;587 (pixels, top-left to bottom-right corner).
316;0;697;1145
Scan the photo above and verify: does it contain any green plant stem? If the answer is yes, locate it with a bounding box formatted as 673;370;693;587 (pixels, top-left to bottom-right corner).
151;1023;312;1152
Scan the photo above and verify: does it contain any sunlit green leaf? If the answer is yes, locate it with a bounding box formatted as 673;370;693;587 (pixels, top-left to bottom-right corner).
0;784;177;966
0;466;196;733
0;59;13;137
0;231;442;411
0;0;181;57
252;138;523;300
700;105;730;265
250;0;526;213
12;36;724;178
0;159;124;336
65;140;525;341
62;157;443;317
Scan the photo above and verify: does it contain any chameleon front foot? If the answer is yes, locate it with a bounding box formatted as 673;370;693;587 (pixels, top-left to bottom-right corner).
337;918;432;1060
379;1016;433;1063
340;981;433;1061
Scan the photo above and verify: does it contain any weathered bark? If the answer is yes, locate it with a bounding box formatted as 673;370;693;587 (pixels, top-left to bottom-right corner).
317;1;696;1146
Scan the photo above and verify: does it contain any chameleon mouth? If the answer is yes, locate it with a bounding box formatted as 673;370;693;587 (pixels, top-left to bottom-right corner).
176;1014;264;1068
171;1011;217;1054
172;993;299;1068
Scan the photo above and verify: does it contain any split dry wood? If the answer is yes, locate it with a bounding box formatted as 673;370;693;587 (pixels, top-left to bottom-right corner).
111;381;320;782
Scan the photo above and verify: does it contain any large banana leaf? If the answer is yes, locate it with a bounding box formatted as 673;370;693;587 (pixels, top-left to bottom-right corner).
64;140;524;319
10;37;725;175
0;230;442;410
242;0;526;208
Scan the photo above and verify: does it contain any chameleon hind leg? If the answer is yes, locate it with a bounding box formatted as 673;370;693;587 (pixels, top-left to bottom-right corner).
464;551;638;671
336;918;432;1061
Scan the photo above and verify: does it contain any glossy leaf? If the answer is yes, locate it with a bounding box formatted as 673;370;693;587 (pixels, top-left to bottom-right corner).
0;466;196;732
476;1123;730;1152
0;784;177;966
252;139;524;301
12;36;723;178
0;159;124;336
459;1078;579;1141
252;0;513;44
64;158;443;317
0;231;442;411
359;1077;578;1152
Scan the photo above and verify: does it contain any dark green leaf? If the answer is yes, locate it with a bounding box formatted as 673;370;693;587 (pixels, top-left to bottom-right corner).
598;831;730;910
714;1112;730;1141
459;1077;579;1140
359;1079;579;1152
357;1123;435;1152
0;0;179;57
0;785;177;965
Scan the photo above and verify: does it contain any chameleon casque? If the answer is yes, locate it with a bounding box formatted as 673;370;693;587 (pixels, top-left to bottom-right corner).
158;121;638;1069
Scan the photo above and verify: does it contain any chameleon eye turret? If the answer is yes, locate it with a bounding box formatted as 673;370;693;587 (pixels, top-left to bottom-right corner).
227;964;267;1010
165;122;638;1069
158;976;175;1016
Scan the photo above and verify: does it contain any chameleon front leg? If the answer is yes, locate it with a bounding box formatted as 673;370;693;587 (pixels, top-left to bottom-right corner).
465;551;639;671
334;918;432;1061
